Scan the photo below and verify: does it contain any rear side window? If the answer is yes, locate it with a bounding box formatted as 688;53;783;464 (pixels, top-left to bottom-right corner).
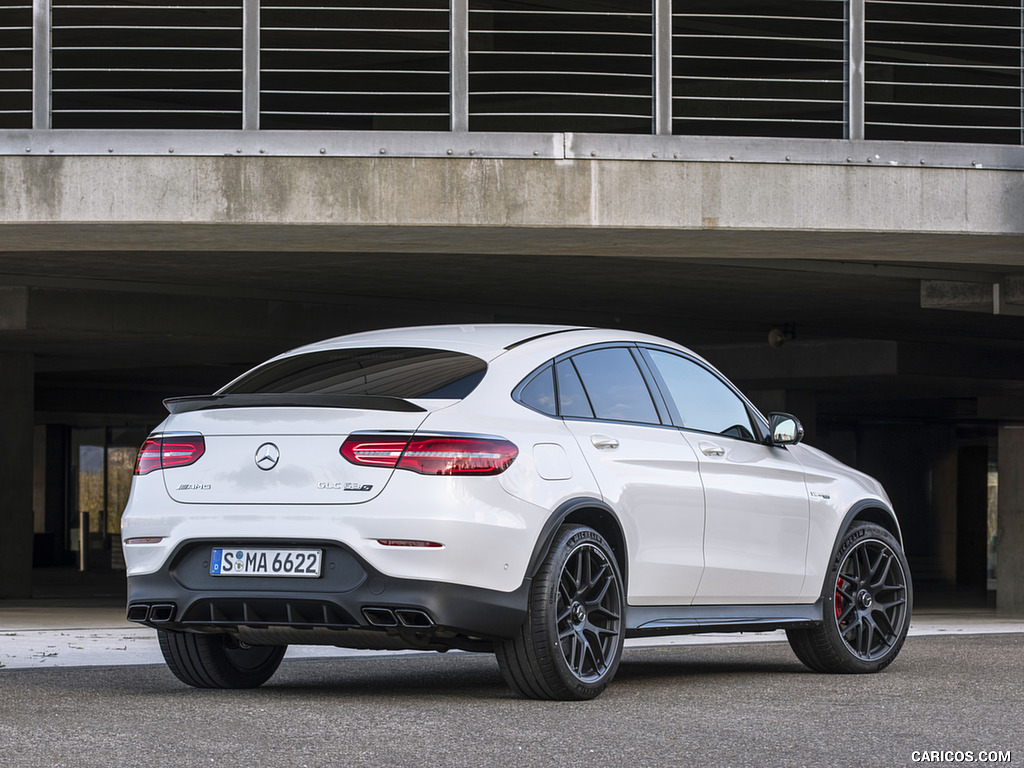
221;347;487;399
518;365;557;416
569;348;659;424
555;360;594;419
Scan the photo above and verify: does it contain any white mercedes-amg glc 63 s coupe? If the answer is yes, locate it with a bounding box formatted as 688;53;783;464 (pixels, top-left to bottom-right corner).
122;324;912;700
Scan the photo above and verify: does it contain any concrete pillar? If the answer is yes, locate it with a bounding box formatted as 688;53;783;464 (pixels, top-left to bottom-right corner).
0;353;34;598
997;425;1024;614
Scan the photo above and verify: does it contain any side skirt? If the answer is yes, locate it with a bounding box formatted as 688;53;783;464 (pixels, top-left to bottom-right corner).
626;602;822;638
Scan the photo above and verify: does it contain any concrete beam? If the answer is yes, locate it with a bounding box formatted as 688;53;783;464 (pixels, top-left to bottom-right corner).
1;157;1023;261
921;280;995;313
922;277;1024;316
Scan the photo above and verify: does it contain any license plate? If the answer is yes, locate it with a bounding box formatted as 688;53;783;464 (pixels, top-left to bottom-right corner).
211;547;322;578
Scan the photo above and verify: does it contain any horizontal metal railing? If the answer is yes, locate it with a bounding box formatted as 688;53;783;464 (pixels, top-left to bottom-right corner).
0;0;1021;150
864;0;1022;144
468;3;653;134
0;1;32;129
49;1;243;129
672;2;847;139
261;1;450;131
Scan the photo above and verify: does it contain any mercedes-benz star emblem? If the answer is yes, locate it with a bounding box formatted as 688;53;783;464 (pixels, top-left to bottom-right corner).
254;442;280;471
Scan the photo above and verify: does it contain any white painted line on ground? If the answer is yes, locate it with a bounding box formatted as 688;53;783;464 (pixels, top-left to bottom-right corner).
1;614;1022;670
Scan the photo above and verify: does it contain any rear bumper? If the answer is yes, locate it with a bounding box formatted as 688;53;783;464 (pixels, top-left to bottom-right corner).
126;538;530;650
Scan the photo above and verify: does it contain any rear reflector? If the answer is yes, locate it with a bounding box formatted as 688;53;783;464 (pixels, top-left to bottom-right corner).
134;435;206;475
341;434;518;476
377;539;443;548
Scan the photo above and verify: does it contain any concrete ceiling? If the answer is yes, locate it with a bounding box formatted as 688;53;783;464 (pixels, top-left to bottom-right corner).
3;241;1024;427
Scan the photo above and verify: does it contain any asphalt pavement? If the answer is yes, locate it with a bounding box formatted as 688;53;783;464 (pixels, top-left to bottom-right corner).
1;572;1021;767
0;633;1020;768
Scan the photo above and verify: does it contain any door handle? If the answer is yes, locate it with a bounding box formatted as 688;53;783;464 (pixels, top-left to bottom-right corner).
698;441;725;457
591;434;620;450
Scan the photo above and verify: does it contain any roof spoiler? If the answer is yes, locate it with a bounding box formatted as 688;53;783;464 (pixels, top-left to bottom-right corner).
164;393;427;414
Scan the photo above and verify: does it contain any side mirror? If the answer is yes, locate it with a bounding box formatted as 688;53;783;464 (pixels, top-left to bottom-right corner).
769;412;804;446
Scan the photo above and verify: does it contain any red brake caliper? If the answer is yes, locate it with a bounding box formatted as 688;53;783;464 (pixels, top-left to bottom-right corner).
835;577;846;622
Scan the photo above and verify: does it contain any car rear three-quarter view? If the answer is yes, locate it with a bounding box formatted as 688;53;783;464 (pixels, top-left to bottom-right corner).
122;324;912;700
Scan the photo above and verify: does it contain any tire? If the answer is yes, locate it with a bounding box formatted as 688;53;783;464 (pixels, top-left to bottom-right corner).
158;629;286;688
787;522;912;674
496;524;625;700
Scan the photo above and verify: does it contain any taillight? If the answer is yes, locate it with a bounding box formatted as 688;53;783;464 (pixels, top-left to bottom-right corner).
341;434;518;476
134;435;206;475
339;435;410;468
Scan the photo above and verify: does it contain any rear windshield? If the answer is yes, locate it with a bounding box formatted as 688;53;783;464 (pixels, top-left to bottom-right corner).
221;347;487;399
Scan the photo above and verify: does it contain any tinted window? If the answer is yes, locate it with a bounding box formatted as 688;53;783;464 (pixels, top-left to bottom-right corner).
222;347;487;399
569;348;659;424
518;365;557;416
556;360;594;419
646;349;755;440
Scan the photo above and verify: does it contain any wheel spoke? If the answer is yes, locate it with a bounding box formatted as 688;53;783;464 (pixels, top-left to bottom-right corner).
872;609;897;641
583;627;607;671
588;604;621;622
875;595;906;612
867;548;887;584
559;576;575;607
870;554;893;590
861;618;876;656
836;580;858;603
856;546;872;583
586;561;610;594
578;550;591;596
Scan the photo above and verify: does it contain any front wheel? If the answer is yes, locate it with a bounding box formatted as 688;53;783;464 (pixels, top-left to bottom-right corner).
158;629;286;688
787;522;912;674
496;524;625;700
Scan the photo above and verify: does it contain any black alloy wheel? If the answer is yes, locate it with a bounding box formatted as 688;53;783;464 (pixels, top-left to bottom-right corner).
787;522;912;674
496;524;625;700
833;535;910;661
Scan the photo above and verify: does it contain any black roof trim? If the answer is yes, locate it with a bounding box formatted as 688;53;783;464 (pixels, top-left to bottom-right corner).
164;393;426;414
504;327;589;351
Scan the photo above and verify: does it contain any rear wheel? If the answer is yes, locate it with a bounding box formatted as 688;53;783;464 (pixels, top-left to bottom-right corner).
787;522;912;673
496;524;625;700
158;629;286;688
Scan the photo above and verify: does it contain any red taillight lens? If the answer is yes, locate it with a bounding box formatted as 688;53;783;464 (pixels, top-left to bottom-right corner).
399;437;518;475
341;434;518;476
134;439;164;475
134;435;206;475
